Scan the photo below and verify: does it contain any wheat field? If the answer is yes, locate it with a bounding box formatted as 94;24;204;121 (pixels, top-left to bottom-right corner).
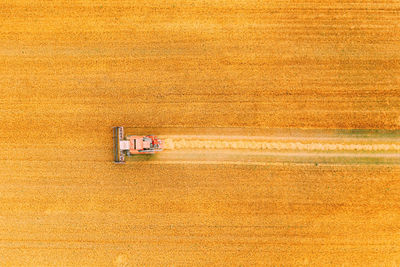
1;1;399;266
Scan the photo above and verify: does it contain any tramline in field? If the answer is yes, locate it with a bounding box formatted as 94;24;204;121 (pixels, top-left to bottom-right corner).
113;126;163;163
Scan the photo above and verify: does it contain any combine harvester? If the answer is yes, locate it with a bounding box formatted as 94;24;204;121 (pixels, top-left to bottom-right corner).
113;126;163;163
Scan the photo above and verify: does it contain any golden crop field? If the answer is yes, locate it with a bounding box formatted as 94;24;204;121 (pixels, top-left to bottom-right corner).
0;0;399;266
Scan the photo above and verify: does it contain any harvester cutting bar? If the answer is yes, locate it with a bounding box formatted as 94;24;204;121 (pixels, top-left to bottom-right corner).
113;126;125;163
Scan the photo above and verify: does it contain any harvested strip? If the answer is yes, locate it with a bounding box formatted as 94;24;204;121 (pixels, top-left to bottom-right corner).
163;138;400;152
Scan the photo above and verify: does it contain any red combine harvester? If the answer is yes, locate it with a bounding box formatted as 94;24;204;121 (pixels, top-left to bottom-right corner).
113;126;163;163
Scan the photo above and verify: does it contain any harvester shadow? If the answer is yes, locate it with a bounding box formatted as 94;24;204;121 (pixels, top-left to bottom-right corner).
127;154;159;162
